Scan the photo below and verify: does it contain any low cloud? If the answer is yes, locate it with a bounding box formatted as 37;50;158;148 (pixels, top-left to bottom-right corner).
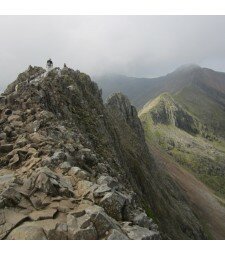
1;16;225;90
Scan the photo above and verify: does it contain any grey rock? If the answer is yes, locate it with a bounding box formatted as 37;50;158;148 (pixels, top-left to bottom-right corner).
99;192;126;221
77;214;92;229
133;212;153;229
84;204;105;215
77;148;98;166
107;229;129;240
48;223;68;240
4;109;12;116
29;208;57;221
26;120;41;133
8;114;21;122
6;225;47;240
1;187;21;207
3;125;12;136
36;110;54;122
29;166;74;197
0;198;4;209
0;144;13;153
106;93;145;139
70;208;85;217
11;120;23;128
97;175;119;189
68;167;89;180
91;212;119;237
9;153;20;168
28;132;45;143
0;209;28;239
94;184;111;198
15;136;28;147
72;224;97;240
60;161;71;172
76;180;95;197
0;174;15;186
51;150;67;164
0;133;7;141
67;214;97;240
122;224;160;240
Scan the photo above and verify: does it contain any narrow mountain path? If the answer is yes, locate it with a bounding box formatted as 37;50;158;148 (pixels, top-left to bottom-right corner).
148;144;225;239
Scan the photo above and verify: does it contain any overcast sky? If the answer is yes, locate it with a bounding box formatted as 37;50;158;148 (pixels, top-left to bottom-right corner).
1;15;225;91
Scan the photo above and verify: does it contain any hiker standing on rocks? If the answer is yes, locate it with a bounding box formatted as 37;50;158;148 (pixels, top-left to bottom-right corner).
46;58;53;72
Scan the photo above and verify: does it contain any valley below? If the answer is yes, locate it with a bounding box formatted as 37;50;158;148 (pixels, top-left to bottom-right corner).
147;143;225;240
98;64;225;239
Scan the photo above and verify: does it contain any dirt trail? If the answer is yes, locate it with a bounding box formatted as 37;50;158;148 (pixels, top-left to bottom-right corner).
148;144;225;239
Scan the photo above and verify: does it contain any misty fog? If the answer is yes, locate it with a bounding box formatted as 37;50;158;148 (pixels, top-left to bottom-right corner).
1;15;225;91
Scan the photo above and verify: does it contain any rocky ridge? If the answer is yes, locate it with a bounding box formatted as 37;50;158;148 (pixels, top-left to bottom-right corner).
0;65;207;240
139;92;210;137
0;66;160;240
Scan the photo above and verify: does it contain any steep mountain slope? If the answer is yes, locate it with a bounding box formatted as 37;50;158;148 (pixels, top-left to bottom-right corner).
0;65;207;239
139;92;225;201
174;84;225;138
148;143;225;240
139;93;207;136
96;65;225;137
96;64;225;239
94;65;201;107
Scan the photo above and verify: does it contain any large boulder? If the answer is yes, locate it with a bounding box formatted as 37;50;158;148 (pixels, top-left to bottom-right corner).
99;192;126;221
122;224;160;240
29;208;57;221
76;148;98;167
90;211;120;237
68;167;90;180
0;209;28;239
97;175;119;189
71;224;97;240
48;223;68;240
93;184;111;198
133;212;153;230
6;225;47;240
67;214;97;240
59;161;71;173
24;166;74;197
106;229;129;240
76;180;97;198
1;187;21;207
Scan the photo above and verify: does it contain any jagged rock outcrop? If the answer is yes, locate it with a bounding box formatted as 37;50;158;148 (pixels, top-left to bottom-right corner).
139;93;206;135
106;93;145;141
0;66;160;240
0;65;206;239
3;66;45;95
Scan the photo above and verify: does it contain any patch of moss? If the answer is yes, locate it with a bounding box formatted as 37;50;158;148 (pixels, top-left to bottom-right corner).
140;104;225;199
198;174;225;199
142;201;157;223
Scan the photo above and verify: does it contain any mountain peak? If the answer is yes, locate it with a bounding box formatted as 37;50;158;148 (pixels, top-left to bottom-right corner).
140;92;204;135
172;64;201;74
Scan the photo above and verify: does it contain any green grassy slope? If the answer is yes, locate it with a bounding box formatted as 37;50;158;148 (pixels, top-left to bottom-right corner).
174;85;225;138
139;93;225;199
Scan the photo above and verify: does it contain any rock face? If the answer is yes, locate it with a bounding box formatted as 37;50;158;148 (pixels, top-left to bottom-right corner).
0;65;206;240
139;93;205;135
106;93;145;141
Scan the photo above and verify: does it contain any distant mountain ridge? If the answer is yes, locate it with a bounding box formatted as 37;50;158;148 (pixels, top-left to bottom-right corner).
95;65;225;137
96;64;225;238
95;65;225;107
139;93;207;136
